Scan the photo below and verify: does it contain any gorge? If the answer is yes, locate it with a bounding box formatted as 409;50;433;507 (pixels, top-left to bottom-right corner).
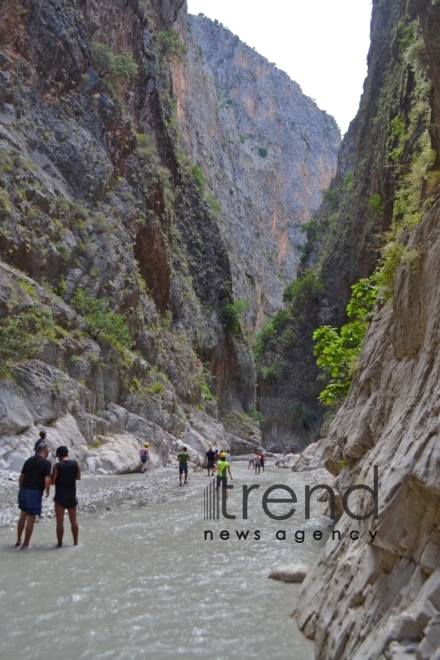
1;0;440;659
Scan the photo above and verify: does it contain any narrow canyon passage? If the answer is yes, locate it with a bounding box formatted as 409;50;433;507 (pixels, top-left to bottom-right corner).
0;462;328;659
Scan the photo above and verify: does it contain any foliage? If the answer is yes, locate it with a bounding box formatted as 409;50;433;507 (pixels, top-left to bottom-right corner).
258;147;268;158
91;43;138;93
0;307;56;376
369;193;384;216
252;309;289;360
191;164;206;192
148;381;165;396
201;366;214;401
283;270;323;309
322;188;340;211
0;190;12;216
157;29;188;62
250;409;266;424
71;289;132;349
289;400;314;425
301;217;322;242
219;298;249;334
313;277;378;405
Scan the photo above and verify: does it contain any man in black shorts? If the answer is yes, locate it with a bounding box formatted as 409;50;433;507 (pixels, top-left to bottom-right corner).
177;446;189;486
51;446;81;547
205;447;215;477
16;442;51;548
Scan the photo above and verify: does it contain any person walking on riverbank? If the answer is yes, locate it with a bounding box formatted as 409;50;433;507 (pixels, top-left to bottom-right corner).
34;430;47;454
216;452;233;498
140;443;150;474
177;447;190;486
248;450;255;470
51;446;80;547
16;443;51;548
226;449;231;463
206;447;215;477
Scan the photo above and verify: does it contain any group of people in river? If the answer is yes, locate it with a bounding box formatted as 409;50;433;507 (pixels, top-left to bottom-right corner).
16;431;80;550
248;449;265;473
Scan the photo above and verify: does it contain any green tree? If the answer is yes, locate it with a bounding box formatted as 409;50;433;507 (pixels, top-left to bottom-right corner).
157;29;188;62
91;43;138;93
312;277;378;405
72;289;132;349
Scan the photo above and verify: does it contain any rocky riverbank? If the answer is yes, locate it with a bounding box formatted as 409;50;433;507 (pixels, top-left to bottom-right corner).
0;463;212;529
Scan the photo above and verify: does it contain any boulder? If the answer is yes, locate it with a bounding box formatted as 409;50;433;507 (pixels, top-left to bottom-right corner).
268;564;310;583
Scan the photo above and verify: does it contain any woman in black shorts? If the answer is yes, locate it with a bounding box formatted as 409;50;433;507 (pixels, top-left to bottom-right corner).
51;446;81;547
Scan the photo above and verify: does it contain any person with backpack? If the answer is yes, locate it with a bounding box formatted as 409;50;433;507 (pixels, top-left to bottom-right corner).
16;442;52;548
139;443;150;473
51;446;81;547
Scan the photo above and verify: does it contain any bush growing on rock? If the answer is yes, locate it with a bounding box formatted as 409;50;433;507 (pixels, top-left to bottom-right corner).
71;289;132;350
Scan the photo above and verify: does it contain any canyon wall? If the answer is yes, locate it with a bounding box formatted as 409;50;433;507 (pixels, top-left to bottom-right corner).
174;14;340;327
256;0;435;452
0;0;263;471
292;1;440;658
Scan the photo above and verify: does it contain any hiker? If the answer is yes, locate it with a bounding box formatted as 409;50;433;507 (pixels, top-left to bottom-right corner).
140;443;150;473
226;449;231;463
34;430;47;454
255;451;261;475
259;450;265;473
213;448;219;464
205;447;216;476
16;442;51;549
215;451;233;498
248;450;255;470
177;446;190;486
51;446;80;547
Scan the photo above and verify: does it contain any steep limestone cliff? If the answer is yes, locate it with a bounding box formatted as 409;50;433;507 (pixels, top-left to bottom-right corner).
292;1;440;658
0;0;262;472
256;0;435;453
173;14;340;327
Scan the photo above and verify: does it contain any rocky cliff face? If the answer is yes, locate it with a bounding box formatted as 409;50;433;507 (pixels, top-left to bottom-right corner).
0;0;265;472
173;14;340;326
292;1;440;658
256;0;436;453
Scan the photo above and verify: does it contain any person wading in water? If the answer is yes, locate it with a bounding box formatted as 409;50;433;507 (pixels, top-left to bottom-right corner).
215;452;233;498
51;446;81;547
16;442;51;549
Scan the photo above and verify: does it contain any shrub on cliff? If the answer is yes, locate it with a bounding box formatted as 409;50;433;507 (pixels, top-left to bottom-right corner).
219;298;249;334
91;43;138;94
72;289;132;350
312;277;378;405
157;29;188;62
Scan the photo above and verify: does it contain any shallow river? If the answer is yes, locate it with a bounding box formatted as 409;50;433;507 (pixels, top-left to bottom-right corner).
0;463;330;659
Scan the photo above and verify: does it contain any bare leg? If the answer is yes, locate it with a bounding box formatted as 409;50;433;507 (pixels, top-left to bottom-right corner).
22;515;36;548
16;510;27;545
55;502;65;547
68;507;79;546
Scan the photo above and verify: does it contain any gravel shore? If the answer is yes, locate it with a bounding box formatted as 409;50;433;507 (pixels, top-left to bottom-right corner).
0;464;212;529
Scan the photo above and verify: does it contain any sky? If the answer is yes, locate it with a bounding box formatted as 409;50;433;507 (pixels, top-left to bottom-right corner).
187;0;373;135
